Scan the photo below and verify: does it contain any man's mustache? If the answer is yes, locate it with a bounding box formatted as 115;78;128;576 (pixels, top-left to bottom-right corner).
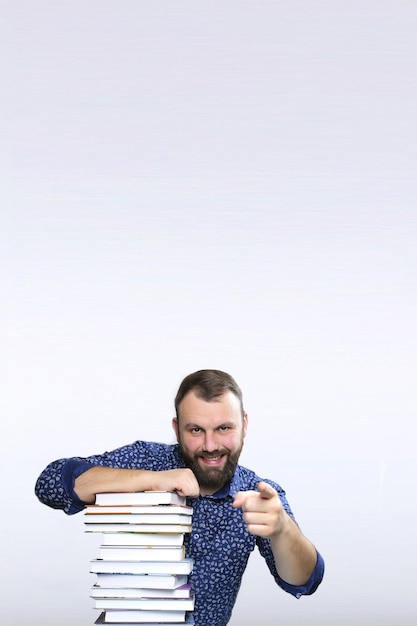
196;450;228;459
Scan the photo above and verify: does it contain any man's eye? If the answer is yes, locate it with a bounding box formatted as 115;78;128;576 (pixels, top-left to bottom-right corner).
219;426;230;432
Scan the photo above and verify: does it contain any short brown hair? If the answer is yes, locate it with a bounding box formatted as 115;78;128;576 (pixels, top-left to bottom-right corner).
175;369;244;418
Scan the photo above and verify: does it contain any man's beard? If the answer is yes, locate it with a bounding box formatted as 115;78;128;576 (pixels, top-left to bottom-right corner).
178;440;243;492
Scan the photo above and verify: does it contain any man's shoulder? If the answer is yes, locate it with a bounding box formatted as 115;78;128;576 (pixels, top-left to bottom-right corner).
133;440;182;461
106;440;183;470
234;463;263;488
133;440;179;453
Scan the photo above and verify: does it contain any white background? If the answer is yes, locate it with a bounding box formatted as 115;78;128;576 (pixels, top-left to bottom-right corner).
1;2;416;625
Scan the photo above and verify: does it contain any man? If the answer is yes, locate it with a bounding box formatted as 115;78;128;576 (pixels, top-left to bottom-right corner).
35;369;324;626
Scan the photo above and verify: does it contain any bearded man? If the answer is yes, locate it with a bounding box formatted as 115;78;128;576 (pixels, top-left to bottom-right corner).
35;369;324;626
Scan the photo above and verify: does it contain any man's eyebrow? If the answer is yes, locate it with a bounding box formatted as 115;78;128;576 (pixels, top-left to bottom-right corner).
186;420;236;428
183;420;235;427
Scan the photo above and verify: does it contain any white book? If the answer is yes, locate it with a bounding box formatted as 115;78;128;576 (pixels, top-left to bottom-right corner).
97;546;186;562
95;491;186;506
91;583;191;599
90;558;194;576
95;611;194;625
85;513;192;525
94;574;188;589
86;523;192;534
102;610;187;623
98;533;186;547
93;595;194;611
86;505;193;515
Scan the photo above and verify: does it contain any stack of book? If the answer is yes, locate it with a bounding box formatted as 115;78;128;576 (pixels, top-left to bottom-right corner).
84;491;194;626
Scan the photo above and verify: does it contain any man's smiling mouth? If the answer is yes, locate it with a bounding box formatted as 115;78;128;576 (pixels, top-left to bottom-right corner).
199;454;226;466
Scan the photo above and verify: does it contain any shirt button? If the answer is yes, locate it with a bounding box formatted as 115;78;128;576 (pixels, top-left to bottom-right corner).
194;533;199;539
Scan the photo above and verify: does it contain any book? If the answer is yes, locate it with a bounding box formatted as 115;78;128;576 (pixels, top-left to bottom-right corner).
85;505;193;515
90;558;194;576
97;533;186;547
95;491;187;506
84;513;192;525
94;574;189;589
95;611;195;625
92;595;195;611
101;609;187;623
97;546;186;562
87;492;194;625
86;523;192;534
91;583;192;599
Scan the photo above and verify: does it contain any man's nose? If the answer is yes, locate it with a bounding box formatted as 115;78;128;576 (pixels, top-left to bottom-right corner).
202;431;218;452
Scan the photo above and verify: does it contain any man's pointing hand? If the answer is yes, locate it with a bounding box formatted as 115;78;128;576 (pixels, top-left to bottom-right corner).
233;481;288;538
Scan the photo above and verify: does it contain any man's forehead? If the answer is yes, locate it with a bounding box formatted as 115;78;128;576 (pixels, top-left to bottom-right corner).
181;389;240;407
178;391;242;419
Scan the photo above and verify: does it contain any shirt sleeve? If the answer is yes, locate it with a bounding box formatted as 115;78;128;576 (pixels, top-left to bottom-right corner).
276;549;325;598
34;457;99;515
257;536;324;597
34;441;179;515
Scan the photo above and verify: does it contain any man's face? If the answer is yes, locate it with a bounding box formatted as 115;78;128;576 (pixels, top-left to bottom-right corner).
172;390;248;495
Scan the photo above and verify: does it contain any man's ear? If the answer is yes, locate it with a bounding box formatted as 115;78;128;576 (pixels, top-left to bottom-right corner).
243;412;248;438
172;417;179;441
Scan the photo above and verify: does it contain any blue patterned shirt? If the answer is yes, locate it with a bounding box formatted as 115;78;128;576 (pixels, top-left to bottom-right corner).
35;441;324;626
